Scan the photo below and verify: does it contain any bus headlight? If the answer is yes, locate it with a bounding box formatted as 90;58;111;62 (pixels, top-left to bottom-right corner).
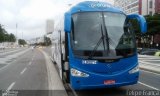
129;65;139;74
71;68;89;77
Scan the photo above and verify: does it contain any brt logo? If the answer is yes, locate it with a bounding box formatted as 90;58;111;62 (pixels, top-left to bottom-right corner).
89;3;112;8
82;60;97;64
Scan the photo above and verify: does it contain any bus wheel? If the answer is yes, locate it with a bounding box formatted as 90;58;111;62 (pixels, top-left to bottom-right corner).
65;70;70;83
64;61;70;83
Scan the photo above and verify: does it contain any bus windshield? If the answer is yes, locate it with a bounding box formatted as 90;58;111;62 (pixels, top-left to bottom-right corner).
71;12;136;59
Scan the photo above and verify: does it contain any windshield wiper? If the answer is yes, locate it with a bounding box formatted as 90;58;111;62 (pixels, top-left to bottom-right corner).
102;12;110;56
104;25;110;56
88;24;105;59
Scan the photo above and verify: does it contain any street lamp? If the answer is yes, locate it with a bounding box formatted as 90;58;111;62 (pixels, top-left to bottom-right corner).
1;25;5;47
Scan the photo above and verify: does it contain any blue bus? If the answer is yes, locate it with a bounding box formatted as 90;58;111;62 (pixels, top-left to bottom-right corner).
52;1;147;90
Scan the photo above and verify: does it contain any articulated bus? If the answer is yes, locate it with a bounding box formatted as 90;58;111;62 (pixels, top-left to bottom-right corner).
52;1;147;90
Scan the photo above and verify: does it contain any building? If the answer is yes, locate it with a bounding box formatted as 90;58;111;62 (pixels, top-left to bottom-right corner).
155;0;160;14
140;0;155;15
114;0;156;15
46;20;54;35
46;19;54;40
114;0;139;14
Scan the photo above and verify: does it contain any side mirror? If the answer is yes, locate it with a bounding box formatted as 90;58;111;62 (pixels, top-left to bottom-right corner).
127;14;147;34
64;12;71;33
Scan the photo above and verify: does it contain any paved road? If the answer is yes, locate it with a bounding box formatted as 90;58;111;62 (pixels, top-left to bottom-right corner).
1;47;159;96
0;48;67;96
139;55;160;65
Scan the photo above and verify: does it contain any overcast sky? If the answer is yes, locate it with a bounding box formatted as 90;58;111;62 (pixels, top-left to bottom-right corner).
0;0;114;40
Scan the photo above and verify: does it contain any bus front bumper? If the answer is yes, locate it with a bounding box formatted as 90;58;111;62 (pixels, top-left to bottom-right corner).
70;70;139;90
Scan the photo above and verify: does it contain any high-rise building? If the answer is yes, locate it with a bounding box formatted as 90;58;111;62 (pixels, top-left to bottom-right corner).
46;20;54;40
140;0;155;15
155;0;160;13
114;0;155;15
46;20;54;35
114;0;139;14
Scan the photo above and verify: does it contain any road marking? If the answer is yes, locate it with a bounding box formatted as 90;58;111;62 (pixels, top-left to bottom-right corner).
0;48;30;72
29;61;32;65
3;82;16;96
32;58;34;61
139;61;160;67
7;82;15;90
20;68;27;75
141;70;160;76
138;82;160;91
140;59;160;61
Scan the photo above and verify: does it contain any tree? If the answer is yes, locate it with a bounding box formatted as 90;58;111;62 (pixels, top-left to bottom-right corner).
129;14;160;48
0;24;16;42
18;39;27;45
44;36;51;46
0;24;5;42
145;14;160;48
9;33;16;42
145;14;160;35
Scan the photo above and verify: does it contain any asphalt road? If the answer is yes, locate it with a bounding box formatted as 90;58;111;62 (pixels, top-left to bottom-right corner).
0;48;67;96
0;47;159;96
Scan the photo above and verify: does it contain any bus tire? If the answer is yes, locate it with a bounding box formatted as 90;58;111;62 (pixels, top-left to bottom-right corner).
63;61;70;83
66;70;70;83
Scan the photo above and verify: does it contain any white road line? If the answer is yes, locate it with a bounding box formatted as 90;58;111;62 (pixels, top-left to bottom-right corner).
20;68;27;75
141;70;160;76
140;59;160;61
29;61;32;65
138;82;160;91
7;82;15;90
139;61;160;67
32;58;34;61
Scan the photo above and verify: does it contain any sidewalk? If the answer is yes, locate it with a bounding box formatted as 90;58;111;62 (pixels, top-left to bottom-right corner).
138;55;160;74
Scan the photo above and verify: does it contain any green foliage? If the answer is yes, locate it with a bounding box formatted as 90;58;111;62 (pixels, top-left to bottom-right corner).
145;14;160;35
128;14;160;48
130;14;160;36
18;39;27;45
129;19;141;36
44;36;51;46
9;33;16;42
0;24;16;42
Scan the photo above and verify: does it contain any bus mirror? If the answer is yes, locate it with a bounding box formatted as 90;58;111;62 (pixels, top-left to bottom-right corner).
64;13;71;33
127;14;147;34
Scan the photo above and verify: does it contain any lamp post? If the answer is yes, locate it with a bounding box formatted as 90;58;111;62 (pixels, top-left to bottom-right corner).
15;23;19;47
1;25;5;48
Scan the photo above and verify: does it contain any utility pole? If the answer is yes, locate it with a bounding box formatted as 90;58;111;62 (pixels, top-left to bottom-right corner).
16;23;18;47
22;31;23;39
16;23;18;39
1;25;5;46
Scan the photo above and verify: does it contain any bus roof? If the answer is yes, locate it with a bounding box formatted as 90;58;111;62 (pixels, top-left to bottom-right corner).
66;1;124;14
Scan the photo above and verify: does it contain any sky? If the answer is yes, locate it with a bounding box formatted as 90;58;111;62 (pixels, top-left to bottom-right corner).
0;0;114;40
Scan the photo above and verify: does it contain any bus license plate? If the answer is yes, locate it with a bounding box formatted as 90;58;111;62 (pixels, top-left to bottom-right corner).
104;80;115;85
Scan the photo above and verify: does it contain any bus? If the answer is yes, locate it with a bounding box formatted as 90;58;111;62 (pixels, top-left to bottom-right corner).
52;1;147;90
